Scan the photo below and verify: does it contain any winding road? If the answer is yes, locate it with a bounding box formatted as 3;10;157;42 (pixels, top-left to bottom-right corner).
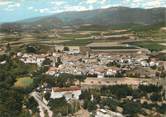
30;92;53;117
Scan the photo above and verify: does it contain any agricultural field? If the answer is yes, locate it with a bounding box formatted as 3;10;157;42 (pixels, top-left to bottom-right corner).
59;33;91;40
1;24;166;52
90;46;138;50
124;41;166;52
132;24;166;40
58;39;93;46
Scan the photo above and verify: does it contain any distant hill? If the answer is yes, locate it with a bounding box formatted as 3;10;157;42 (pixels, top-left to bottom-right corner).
0;7;165;31
55;7;165;26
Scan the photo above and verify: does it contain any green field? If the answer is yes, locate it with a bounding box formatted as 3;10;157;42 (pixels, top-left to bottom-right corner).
90;46;138;50
59;39;93;46
14;77;33;88
125;41;166;52
60;33;91;40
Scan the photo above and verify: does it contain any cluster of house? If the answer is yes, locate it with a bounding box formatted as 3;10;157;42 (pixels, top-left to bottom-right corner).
13;46;166;117
49;53;162;78
45;53;122;78
17;52;48;67
16;48;165;79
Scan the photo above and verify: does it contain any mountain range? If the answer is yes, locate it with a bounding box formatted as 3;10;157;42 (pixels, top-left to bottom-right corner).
0;7;165;31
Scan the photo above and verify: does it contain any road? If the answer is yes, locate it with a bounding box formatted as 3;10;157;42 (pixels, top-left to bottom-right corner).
30;92;53;117
74;107;90;117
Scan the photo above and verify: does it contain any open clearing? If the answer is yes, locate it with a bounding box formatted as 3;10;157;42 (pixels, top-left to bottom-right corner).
14;77;33;88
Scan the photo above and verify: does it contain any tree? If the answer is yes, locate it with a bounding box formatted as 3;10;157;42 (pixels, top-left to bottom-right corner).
48;97;73;116
18;110;31;117
100;85;133;98
150;93;162;101
42;58;52;66
44;92;51;101
0;55;38;117
138;84;162;93
123;102;141;116
75;75;86;85
83;100;97;112
157;104;166;114
25;97;39;113
100;98;118;111
0;89;24;117
0;54;7;61
55;57;62;67
54;73;77;87
26;45;38;53
63;47;69;51
79;90;91;100
5;43;11;53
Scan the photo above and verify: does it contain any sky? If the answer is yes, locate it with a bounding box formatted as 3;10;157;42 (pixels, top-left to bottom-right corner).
0;0;166;23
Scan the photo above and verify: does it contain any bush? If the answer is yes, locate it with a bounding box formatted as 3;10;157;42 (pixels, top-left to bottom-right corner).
157;104;166;114
150;93;162;101
25;97;39;113
123;102;141;116
63;47;69;51
26;45;39;53
83;100;97;112
138;84;162;93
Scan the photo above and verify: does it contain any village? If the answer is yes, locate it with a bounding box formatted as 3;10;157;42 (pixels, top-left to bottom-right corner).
1;1;166;117
6;44;164;117
16;45;166;79
0;26;166;116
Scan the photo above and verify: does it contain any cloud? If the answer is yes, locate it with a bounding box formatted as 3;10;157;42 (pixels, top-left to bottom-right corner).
1;0;166;14
28;6;34;10
8;3;21;8
0;0;21;11
122;0;166;8
49;5;90;14
0;0;12;6
27;0;166;14
50;1;66;6
4;2;21;11
100;0;107;4
38;8;50;13
85;0;107;5
28;6;51;14
86;0;98;4
64;5;89;11
142;0;161;8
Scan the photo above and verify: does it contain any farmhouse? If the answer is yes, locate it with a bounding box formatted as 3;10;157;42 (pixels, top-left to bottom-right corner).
50;86;81;101
106;67;120;76
46;67;59;76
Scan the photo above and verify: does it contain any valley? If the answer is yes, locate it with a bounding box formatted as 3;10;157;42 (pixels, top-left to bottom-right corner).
0;6;166;117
